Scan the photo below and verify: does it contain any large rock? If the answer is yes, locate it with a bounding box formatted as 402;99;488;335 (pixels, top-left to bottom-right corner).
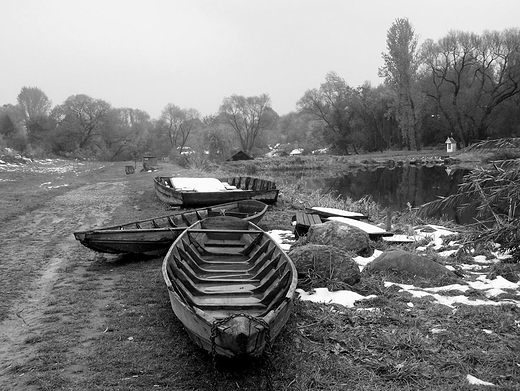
288;244;361;289
304;220;371;256
363;249;458;284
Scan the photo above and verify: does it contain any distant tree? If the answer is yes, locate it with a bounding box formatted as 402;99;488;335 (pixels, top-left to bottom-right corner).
297;72;359;154
0;114;18;138
14;87;53;152
26;115;54;152
98;108;152;161
275;111;323;152
191;114;234;161
421;28;520;146
379;18;422;150
17;86;52;123
0;105;29;152
51;94;111;156
219;94;274;155
353;83;399;151
160;104;201;155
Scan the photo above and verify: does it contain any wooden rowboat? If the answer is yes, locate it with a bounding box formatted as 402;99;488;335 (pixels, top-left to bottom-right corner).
154;176;279;207
162;216;298;357
73;200;269;256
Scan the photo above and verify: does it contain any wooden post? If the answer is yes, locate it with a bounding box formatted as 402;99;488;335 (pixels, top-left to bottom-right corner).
386;209;392;232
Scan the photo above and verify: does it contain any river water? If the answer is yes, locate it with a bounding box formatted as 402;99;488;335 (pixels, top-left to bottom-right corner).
278;164;471;222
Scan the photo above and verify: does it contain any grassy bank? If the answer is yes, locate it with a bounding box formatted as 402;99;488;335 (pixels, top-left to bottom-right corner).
0;158;518;390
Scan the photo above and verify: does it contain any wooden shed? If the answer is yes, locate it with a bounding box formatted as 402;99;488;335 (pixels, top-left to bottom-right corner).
445;137;457;153
227;151;253;161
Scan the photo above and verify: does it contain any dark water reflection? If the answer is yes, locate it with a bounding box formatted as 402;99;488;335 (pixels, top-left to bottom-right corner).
281;165;472;223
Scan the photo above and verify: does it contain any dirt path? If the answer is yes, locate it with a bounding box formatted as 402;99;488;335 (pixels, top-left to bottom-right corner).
0;180;127;389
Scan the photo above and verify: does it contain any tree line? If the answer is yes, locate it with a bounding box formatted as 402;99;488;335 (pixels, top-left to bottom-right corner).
1;19;519;162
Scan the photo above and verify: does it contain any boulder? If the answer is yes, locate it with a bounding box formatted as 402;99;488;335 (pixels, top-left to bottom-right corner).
304;220;371;256
288;244;361;289
363;249;458;284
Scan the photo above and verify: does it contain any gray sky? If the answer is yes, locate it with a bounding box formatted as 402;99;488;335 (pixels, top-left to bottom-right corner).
1;0;519;119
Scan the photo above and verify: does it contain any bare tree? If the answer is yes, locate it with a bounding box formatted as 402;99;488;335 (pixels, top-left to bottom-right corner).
421;28;520;146
51;94;111;154
219;94;273;155
160;104;200;154
297;72;358;154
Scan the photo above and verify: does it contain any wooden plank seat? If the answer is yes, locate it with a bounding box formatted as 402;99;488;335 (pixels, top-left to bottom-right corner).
169;260;292;310
176;237;274;267
173;249;285;281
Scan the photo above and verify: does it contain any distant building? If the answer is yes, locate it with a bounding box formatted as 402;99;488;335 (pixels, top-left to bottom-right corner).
227;151;253;161
445;137;457;153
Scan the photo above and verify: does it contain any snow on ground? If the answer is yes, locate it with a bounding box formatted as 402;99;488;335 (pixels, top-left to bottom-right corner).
269;230;296;251
0;157;91;174
269;224;517;387
269;225;520;309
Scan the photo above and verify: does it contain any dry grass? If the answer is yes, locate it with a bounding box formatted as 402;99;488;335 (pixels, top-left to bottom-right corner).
1;156;519;390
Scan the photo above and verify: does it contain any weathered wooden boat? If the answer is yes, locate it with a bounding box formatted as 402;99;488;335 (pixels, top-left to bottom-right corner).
162;216;298;357
73;200;269;256
154;176;279;207
327;216;394;240
310;206;368;220
292;207;368;239
292;207;393;240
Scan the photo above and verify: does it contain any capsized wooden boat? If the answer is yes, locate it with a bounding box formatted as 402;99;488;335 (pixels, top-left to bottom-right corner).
154;176;279;207
162;216;298;357
292;207;393;240
327;216;394;239
310;206;368;220
73;200;269;256
292;206;368;239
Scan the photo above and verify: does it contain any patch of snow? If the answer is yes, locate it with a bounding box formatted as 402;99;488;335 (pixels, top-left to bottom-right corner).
385;281;520;308
466;374;494;386
437;249;458;257
353;250;382;271
269;226;520;309
296;287;377;308
268;230;295;251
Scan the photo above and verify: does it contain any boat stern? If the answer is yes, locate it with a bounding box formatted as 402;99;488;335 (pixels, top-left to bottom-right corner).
213;315;268;357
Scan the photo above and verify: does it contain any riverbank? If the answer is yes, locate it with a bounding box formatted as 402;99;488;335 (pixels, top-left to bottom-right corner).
223;149;492;175
0;158;518;390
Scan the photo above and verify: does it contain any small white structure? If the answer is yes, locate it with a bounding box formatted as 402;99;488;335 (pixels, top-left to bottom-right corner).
445;137;457;153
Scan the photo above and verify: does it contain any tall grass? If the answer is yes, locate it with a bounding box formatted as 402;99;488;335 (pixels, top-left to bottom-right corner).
420;138;520;262
280;181;381;219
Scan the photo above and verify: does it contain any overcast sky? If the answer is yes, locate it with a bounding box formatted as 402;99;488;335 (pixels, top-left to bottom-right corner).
1;0;519;119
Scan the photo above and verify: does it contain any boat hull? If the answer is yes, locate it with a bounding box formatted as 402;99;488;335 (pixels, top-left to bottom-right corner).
74;200;268;255
162;216;297;357
74;228;182;256
154;176;279;207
